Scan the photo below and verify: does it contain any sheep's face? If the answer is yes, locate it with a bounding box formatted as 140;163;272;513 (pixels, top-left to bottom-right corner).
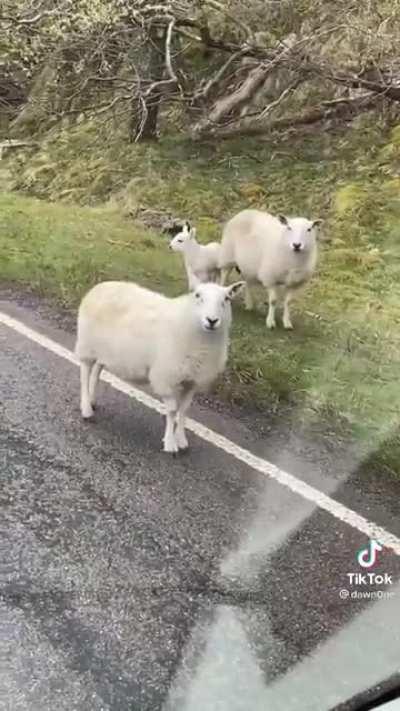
193;281;245;332
169;221;195;252
278;215;323;254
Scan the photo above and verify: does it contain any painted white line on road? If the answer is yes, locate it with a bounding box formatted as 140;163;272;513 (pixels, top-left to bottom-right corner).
2;309;400;556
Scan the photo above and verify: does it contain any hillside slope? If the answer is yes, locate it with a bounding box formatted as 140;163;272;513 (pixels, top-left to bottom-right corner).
1;117;400;463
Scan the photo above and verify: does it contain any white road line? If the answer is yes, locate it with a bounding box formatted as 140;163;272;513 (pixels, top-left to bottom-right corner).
2;309;400;555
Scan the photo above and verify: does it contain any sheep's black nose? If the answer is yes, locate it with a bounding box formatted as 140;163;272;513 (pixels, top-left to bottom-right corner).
293;242;302;251
206;317;218;328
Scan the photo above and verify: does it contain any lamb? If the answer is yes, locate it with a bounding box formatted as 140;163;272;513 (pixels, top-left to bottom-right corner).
169;221;221;290
75;278;244;453
219;209;323;330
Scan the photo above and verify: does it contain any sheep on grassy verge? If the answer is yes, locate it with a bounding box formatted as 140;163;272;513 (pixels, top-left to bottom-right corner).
219;209;323;330
169;221;221;290
75;278;244;453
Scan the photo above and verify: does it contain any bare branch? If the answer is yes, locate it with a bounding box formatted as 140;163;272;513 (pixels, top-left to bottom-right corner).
61;94;132;118
252;82;301;121
202;0;252;38
320;68;400;102
165;20;177;82
194;50;246;103
193;42;297;135
0;9;58;25
134;96;149;142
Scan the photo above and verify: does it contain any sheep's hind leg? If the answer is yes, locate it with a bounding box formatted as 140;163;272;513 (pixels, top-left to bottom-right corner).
162;396;179;453
89;361;103;408
283;289;294;330
244;283;254;311
175;387;195;450
80;360;94;419
266;288;278;329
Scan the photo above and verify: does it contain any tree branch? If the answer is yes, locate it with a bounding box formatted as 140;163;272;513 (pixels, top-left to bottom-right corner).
311;64;400;102
195;92;379;139
193;50;245;103
165;19;177;82
202;0;252;38
192;43;296;135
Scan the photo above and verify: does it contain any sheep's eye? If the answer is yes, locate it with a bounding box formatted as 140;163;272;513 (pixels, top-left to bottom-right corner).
195;292;200;299
178;239;183;243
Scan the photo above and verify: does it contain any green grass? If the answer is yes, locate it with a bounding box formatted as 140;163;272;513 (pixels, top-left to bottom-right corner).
2;116;400;459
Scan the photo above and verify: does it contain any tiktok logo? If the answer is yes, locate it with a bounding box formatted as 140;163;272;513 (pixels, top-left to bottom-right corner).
357;540;383;568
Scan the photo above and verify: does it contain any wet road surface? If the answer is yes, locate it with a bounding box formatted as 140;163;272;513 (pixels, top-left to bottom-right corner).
1;297;400;711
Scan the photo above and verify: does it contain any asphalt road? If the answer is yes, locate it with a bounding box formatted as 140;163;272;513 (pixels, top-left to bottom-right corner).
1;295;400;711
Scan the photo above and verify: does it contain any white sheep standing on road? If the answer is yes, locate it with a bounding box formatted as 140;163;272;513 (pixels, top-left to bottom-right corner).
75;278;244;453
169;221;221;290
219;209;322;330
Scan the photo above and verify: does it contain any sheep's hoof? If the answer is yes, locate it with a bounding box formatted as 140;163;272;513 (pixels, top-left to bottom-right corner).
175;432;189;450
81;404;94;420
283;322;294;331
266;320;276;330
163;437;179;454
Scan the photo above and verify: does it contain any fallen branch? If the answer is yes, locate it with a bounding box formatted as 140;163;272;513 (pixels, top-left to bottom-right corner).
246;81;301;122
192;40;300;136
0;139;40;159
311;63;400;102
200;92;379;139
268;92;380;130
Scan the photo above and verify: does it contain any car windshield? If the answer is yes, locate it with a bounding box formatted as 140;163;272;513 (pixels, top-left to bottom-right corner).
2;2;400;710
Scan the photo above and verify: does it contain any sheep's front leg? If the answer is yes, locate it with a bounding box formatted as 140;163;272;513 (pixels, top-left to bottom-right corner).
175;388;195;450
220;267;232;286
244;282;254;311
80;361;94;419
266;287;278;330
89;361;103;408
162;396;179;453
283;289;294;330
187;268;197;291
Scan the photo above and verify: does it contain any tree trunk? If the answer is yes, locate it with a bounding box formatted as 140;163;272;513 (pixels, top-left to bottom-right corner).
133;94;161;141
130;25;166;142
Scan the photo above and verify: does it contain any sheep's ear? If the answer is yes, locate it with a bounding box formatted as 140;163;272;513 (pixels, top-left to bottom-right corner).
164;223;183;237
184;220;191;232
312;219;323;229
278;214;289;226
226;281;246;300
190;226;197;239
311;219;328;241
